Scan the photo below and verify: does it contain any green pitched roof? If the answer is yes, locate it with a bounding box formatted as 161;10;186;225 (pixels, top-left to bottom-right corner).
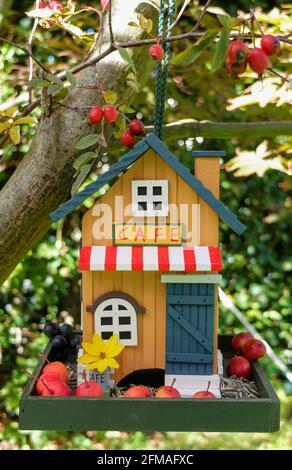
50;133;246;235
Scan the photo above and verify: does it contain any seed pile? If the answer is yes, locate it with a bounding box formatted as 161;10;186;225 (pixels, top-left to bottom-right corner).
220;376;260;399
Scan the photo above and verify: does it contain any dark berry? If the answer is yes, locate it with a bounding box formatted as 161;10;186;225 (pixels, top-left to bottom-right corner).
51;335;68;351
43;322;59;338
69;335;82;349
59;323;74;339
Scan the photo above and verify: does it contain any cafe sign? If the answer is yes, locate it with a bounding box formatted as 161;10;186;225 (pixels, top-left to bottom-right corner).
113;223;184;246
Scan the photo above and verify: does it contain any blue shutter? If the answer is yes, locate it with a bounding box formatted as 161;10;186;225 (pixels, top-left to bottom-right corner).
166;283;215;375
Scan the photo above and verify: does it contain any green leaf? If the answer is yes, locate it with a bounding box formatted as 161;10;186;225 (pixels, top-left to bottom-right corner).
145;19;153;34
103;91;117;104
116;46;136;75
211;27;230;73
128;22;139;27
138;14;146;29
171;30;218;66
28;79;51;88
126;80;140;93
9;125;20;145
66;71;77;88
75;134;99;150
73;152;95;170
119;104;135;114
14;117;37;125
47;84;62;95
218;15;243;29
71;164;92;196
46;73;63;87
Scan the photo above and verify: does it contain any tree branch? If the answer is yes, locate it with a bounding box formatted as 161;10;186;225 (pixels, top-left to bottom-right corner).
0;37;50;74
145;119;292;140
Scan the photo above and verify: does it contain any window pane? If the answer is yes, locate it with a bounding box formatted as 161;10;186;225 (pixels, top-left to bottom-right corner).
137;186;147;195
138;202;147;211
101;331;113;340
103;305;112;311
119;331;131;340
153;201;162;210
153;186;162;195
119;316;131;325
101;317;113;325
118;304;127;310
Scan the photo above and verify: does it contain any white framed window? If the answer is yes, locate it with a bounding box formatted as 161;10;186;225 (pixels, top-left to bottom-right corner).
132;180;168;217
94;298;137;346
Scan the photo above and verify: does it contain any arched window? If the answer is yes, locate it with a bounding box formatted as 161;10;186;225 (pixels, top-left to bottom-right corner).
89;292;145;347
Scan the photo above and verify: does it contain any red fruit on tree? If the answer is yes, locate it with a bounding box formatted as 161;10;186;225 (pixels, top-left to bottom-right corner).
228;39;249;64
88;105;104;124
242;338;266;362
121;130;135;148
226;57;247;76
248;48;270;74
128;119;145;136
76;380;104;397
124;385;151;398
103;105;118;123
261;35;281;56
48;1;63;10
227;356;251;379
232;332;253;352
100;0;109;11
39;2;48;7
149;43;164;61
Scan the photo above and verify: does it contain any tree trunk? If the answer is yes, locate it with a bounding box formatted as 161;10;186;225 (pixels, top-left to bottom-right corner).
0;0;159;284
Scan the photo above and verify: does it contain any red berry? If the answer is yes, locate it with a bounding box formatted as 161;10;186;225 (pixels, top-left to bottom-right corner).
149;43;164;61
242;339;266;362
100;0;109;11
228;39;249;64
39;2;48;7
103;105;118;123
248;48;270;74
48;0;63;10
261;35;281;56
227;356;251;379
88;105;104;124
121;130;135;148
128;119;145;136
226;57;247;76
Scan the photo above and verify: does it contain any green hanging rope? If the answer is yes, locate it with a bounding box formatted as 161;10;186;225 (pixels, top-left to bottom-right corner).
154;0;175;139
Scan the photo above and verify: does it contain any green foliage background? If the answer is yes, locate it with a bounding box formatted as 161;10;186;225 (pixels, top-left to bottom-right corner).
0;0;291;449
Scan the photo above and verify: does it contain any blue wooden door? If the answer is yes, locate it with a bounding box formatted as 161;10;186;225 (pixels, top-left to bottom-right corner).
166;283;214;375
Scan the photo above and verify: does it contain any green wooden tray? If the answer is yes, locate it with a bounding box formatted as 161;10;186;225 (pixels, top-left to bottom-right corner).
19;335;280;432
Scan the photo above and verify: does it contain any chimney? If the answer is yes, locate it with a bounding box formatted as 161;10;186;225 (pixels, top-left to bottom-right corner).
193;151;225;198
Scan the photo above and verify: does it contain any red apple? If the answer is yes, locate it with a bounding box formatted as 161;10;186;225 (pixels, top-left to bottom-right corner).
227;356;251;379
155;385;181;398
76;380;104;397
123;385;151;398
42;380;72;396
43;361;68;382
35;372;64;396
192;381;216;398
242;338;266;362
232;332;253;352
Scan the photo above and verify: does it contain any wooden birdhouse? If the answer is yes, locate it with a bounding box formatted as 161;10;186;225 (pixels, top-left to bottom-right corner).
19;134;280;432
52;133;245;396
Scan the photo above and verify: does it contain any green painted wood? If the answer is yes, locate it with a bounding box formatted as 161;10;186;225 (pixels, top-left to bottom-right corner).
161;274;222;284
167;294;214;305
192;151;226;157
19;335;280;433
166;353;213;364
167;305;213;353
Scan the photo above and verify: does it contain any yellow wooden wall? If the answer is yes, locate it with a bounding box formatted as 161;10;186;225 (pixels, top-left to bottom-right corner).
81;149;220;382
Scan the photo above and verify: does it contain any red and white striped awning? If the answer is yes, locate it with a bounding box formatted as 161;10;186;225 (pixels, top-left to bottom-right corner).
78;246;222;272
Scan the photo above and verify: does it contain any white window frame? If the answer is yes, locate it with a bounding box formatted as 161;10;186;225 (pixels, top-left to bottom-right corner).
94;298;137;346
132;180;168;217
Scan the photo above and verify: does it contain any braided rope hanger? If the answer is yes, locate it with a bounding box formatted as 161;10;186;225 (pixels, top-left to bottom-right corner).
154;0;175;139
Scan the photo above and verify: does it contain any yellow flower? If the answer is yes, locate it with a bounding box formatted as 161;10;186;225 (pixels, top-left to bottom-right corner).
77;333;124;373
